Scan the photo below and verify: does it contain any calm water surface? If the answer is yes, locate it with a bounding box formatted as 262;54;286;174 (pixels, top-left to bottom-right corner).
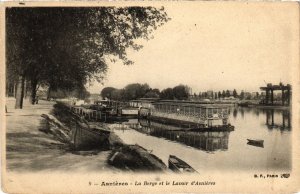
112;107;291;171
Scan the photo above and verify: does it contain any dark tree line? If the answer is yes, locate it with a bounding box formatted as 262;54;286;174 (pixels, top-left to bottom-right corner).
101;83;190;101
197;89;238;99
195;89;261;100
160;85;189;100
6;7;169;108
101;83;160;101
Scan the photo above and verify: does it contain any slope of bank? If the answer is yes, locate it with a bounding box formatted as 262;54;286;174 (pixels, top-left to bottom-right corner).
5;98;167;173
5;99;115;173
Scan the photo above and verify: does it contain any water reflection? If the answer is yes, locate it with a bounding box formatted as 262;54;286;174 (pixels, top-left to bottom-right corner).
231;107;291;131
113;106;291;171
265;110;291;130
123;119;230;152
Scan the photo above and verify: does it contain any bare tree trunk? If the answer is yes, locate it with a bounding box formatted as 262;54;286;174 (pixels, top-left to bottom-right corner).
24;79;27;99
47;85;52;100
30;79;38;105
15;75;25;109
5;81;9;97
14;82;17;98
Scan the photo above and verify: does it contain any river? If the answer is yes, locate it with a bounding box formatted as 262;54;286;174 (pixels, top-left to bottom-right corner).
112;107;291;172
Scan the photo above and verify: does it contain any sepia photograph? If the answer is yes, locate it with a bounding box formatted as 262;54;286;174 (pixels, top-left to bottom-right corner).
1;2;300;193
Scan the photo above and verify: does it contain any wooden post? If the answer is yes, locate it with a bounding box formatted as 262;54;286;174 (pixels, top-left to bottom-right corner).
271;89;274;105
271;110;274;126
266;111;270;125
288;112;291;128
265;89;269;104
287;88;290;106
282;113;285;128
282;89;285;105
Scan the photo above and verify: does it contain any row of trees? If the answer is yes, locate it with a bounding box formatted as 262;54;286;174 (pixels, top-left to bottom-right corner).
101;84;190;101
101;84;267;101
6;7;169;108
197;89;238;99
160;85;190;100
194;90;260;100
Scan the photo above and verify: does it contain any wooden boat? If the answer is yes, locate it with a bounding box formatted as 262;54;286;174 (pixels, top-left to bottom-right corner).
247;139;264;147
168;155;197;173
247;139;264;144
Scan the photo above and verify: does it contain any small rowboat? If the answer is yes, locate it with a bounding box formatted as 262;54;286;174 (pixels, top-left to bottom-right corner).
168;155;197;173
247;139;264;147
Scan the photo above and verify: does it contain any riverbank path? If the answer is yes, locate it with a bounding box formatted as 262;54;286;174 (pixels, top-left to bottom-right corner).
5;98;115;172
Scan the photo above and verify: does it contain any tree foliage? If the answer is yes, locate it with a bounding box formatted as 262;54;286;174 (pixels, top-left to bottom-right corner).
101;83;190;101
172;85;189;100
6;7;169;108
101;87;117;99
111;89;124;101
123;83;150;100
240;91;245;99
144;88;160;98
233;89;238;98
160;88;174;100
101;83;152;101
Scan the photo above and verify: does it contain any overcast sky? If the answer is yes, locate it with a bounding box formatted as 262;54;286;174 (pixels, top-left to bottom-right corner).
87;3;298;94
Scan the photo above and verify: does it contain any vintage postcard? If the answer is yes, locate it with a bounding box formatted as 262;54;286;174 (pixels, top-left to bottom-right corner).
1;1;300;193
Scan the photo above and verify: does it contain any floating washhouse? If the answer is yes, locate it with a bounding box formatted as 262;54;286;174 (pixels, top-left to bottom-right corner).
138;100;232;129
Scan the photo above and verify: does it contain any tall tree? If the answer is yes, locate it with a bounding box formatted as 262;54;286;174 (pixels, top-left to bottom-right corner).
233;89;238;98
160;88;174;100
240;91;245;100
101;87;117;99
6;7;169;108
222;90;226;98
214;92;218;99
111;89;124;101
172;85;189;100
144;88;160;98
256;92;259;99
225;90;230;97
122;83;150;100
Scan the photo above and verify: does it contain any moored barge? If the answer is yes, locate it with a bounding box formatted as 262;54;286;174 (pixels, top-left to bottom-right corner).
140;101;234;131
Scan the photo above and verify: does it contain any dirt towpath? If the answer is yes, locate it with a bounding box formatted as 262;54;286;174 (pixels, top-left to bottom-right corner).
5;98;116;173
